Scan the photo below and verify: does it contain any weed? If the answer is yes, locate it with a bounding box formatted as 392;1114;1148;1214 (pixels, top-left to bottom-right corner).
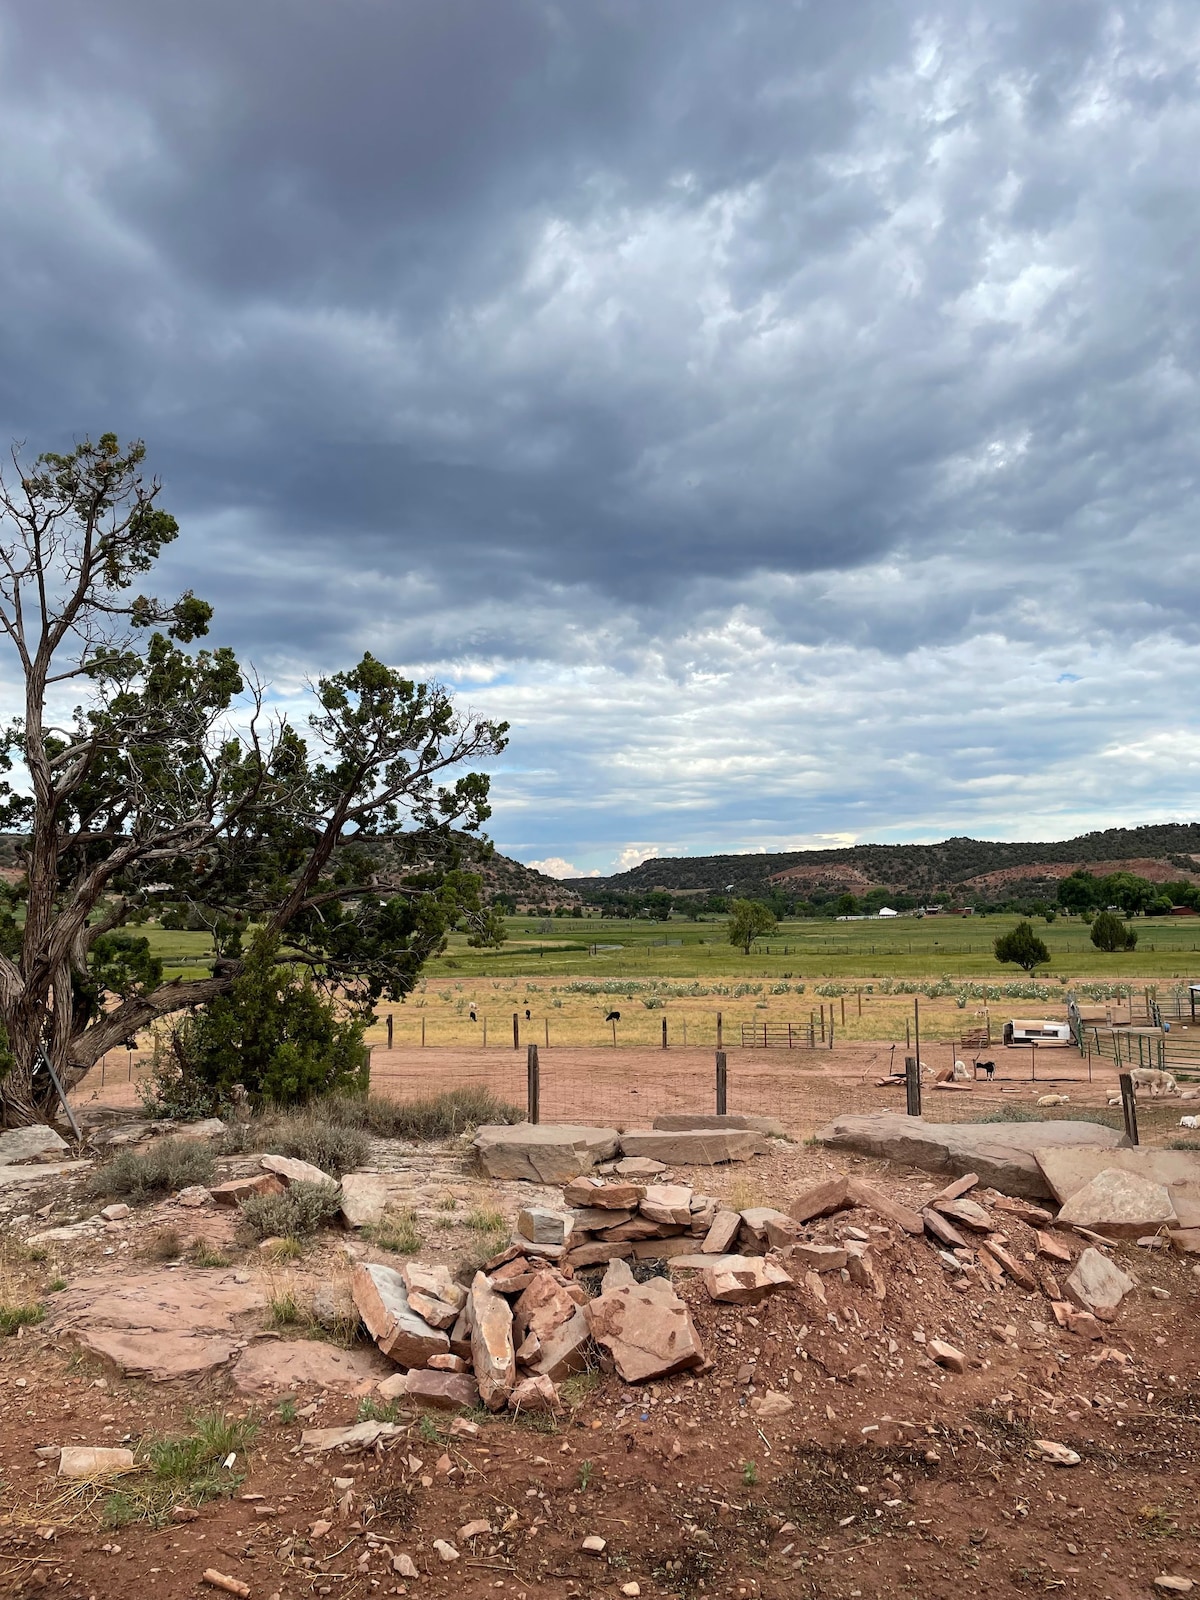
189;1242;232;1269
726;1177;764;1213
578;1459;594;1490
510;1408;559;1435
741;1461;758;1487
364;1208;421;1255
276;1397;298;1425
1170;1139;1200;1151
559;1369;601;1408
146;1227;184;1262
264;1236;304;1262
268;1289;303;1328
432;1215;456;1231
25;1245;48;1264
455;1229;510;1279
47;1277;67;1293
436;1196;459;1212
102;1411;259;1528
418;1414;440;1443
322;1085;523;1141
238;1180;342;1241
464;1207;505;1233
100;1491;143;1529
1135;1503;1178;1539
357;1396;403;1424
0;1302;44;1336
86;1139;216;1202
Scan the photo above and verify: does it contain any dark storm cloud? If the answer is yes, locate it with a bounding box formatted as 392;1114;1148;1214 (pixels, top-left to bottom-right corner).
1;0;1200;868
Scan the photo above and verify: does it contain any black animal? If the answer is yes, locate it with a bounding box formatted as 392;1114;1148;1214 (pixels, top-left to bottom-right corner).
605;1010;621;1023
978;1059;996;1081
525;1008;531;1020
469;1008;477;1022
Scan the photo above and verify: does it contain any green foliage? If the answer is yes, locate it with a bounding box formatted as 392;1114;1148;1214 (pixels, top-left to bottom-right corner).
238;1179;342;1240
86;1138;216;1202
1091;911;1138;953
174;934;368;1108
357;1396;402;1424
0;1302;44;1336
992;920;1050;973
727;899;778;955
322;1085;523;1140
364;1208;422;1255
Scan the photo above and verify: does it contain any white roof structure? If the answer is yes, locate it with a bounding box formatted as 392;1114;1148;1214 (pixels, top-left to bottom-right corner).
877;906;899;917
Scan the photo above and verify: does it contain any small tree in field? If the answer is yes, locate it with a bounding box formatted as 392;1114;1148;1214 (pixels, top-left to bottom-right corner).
993;920;1050;974
727;899;777;955
1090;910;1137;953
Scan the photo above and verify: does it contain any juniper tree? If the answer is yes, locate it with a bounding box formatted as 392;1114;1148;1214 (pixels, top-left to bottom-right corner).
0;434;507;1124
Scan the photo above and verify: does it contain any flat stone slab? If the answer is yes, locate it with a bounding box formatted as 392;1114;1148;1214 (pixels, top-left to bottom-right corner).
261;1153;335;1186
1064;1246;1135;1321
352;1263;448;1367
232;1339;390;1395
339;1172;394;1229
618;1129;767;1166
51;1269;266;1336
587;1275;705;1381
77;1328;237;1381
652;1113;787;1139
0;1126;69;1165
818;1114;1128;1200
1036;1147;1200;1227
1057;1168;1178;1238
0;1160;90;1189
473;1123;620;1183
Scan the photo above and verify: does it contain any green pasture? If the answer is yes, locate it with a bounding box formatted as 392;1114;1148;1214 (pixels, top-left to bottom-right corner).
133;909;1200;985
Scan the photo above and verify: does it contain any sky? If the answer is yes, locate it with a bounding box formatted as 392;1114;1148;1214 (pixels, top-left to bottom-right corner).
2;1;1200;879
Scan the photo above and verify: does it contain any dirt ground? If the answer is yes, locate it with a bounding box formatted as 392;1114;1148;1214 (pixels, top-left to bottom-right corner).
0;1054;1192;1599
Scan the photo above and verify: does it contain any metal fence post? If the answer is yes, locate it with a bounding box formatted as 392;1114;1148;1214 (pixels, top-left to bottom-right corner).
1119;1072;1139;1145
527;1044;540;1125
715;1050;727;1115
905;1054;922;1117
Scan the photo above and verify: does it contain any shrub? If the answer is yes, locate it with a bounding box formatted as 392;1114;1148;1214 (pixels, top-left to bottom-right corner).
323;1085;523;1141
86;1139;216;1202
238;1180;342;1240
0;1302;44;1336
993;921;1050;973
256;1109;370;1177
1091;911;1137;953
364;1208;421;1255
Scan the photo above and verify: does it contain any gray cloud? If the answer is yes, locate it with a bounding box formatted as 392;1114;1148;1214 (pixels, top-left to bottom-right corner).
1;1;1199;869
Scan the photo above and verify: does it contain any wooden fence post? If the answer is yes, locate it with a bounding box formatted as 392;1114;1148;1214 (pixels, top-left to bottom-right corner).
841;995;846;1027
386;1013;393;1048
905;1054;922;1117
715;1050;727;1115
527;1044;540;1125
662;1017;668;1049
1119;1072;1139;1145
716;1012;723;1049
483;1016;487;1047
421;1017;425;1047
545;1017;549;1048
513;1013;520;1050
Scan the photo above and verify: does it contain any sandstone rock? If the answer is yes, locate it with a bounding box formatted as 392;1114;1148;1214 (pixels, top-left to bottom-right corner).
58;1446;135;1477
515;1331;541;1363
459;1519;492;1541
702;1254;791;1304
175;1186;213;1207
525;1305;592;1381
433;1540;459;1563
631;1235;700;1260
688;1196;719;1234
1050;1301;1103;1339
405;1370;480;1410
470;1271;516;1410
473;1123;619;1183
922;1209;967;1250
615;1157;667;1177
1035;1146;1200;1205
428;1353;466;1372
508;1374;562;1413
564;1179;644;1209
339;1173;391;1229
701;1210;742;1254
232;1340;389;1395
518;1206;573;1245
1035;1440;1082;1467
587;1276;705;1381
618;1129;767;1165
1153;1578;1194;1594
0;1126;70;1165
513;1273;586;1347
818;1113;1127;1199
738;1207;794;1248
393;1555;419;1579
928;1338;965;1374
449;1304;472;1360
750;1391;793;1420
785;1242;847;1272
261;1153;334;1187
652;1112;787;1139
210;1174;285;1207
845;1245;886;1300
991;1195;1055;1225
351;1263;449;1366
582;1535;607;1555
789;1175;853;1223
601;1256;637;1292
170;1118;227;1142
932;1196;993;1232
407;1291;460;1331
0;1159;90;1189
845;1178;923;1235
1170;1228;1200;1254
981;1238;1037;1291
77;1328;236;1380
640;1184;694;1226
1036;1229;1073;1263
403;1262;466;1311
299;1420;405;1451
571;1206;634;1231
667;1253;744;1276
1064;1246;1135;1321
564;1240;634;1270
932;1172;980;1202
100;1203;131;1221
600;1217;675;1242
1057;1169;1177;1238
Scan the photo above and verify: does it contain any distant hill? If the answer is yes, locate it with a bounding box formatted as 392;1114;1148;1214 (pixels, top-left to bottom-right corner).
583;823;1200;903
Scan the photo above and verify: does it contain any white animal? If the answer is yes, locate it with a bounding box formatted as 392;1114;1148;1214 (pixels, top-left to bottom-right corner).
1037;1093;1070;1107
1107;1092;1123;1107
952;1058;970;1082
1129;1067;1179;1096
1179;1114;1199;1130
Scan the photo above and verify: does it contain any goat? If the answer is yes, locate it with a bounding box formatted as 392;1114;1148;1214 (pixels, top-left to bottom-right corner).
1129;1067;1179;1096
977;1059;996;1081
605;1010;621;1023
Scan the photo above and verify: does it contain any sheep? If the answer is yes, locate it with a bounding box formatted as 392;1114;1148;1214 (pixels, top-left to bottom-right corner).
952;1058;970;1082
1036;1093;1070;1107
1180;1114;1199;1131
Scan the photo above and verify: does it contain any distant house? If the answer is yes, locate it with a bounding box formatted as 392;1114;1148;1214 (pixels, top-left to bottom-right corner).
1171;905;1198;916
877;907;899;918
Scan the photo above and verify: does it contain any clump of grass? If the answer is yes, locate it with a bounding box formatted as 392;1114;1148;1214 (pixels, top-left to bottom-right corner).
255;1109;370;1178
322;1086;523;1141
0;1302;44;1336
238;1180;342;1241
276;1397;298;1424
268;1288;303;1328
364;1207;421;1255
560;1369;601;1409
1170;1138;1200;1151
436;1196;459;1212
725;1177;764;1213
975;1104;1119;1128
742;1460;759;1487
358;1396;403;1424
86;1138;216;1202
263;1236;304;1262
102;1411;257;1529
189;1242;232;1269
456;1226;511;1279
47;1277;67;1293
464;1207;505;1233
146;1227;184;1262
